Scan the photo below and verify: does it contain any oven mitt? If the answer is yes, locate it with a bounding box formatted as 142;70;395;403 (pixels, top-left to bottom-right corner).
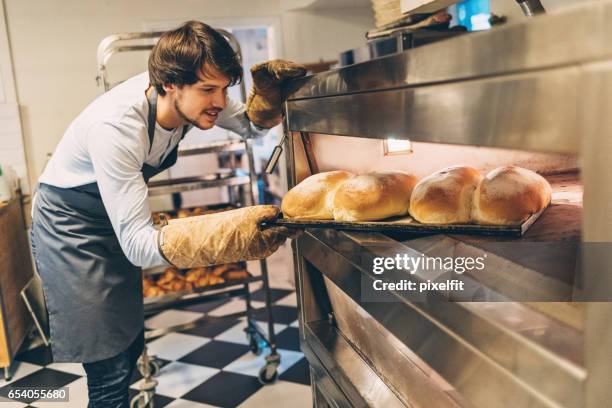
246;59;307;129
159;205;299;269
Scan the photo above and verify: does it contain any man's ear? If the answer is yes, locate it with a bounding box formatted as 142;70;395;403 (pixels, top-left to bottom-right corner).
163;83;176;94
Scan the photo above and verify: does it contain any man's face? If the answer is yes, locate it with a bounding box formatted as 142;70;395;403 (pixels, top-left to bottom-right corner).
170;64;231;130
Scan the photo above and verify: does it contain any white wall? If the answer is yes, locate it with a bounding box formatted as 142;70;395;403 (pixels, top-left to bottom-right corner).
0;0;28;194
3;0;374;190
282;7;374;62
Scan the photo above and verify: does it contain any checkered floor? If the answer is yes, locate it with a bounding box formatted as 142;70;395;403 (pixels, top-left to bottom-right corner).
0;287;311;408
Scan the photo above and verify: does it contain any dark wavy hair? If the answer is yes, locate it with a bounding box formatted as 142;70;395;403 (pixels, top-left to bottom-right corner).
148;21;243;95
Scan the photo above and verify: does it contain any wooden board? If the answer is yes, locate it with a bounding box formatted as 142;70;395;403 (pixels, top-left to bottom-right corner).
262;207;547;238
400;0;460;15
0;197;34;367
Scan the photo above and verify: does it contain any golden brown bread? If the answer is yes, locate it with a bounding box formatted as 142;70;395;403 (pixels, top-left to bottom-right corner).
211;263;241;276
143;274;168;297
143;277;154;291
472;166;552;225
410;166;482;224
281;171;354;219
157;267;182;286
223;269;251;281
332;171;418;221
185;267;207;282
144;285;166;298
177;209;191;218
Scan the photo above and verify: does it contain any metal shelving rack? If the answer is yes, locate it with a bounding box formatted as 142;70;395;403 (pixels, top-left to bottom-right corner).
96;28;281;408
147;170;251;196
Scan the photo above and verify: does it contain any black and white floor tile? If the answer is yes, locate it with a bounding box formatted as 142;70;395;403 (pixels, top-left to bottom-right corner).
0;287;311;408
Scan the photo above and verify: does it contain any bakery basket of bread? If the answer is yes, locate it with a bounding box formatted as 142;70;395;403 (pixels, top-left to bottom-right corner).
267;165;552;237
143;262;252;299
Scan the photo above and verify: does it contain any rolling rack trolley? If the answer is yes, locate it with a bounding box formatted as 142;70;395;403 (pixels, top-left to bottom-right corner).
96;28;281;408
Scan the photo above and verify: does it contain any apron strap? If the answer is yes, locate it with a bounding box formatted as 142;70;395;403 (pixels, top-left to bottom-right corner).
146;87;157;155
181;125;190;139
146;87;190;153
142;87;190;182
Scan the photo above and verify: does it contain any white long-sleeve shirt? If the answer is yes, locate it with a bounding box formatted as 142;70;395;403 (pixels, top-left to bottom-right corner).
38;71;266;269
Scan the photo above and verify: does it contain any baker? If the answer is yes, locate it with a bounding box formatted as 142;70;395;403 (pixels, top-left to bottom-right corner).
30;21;305;407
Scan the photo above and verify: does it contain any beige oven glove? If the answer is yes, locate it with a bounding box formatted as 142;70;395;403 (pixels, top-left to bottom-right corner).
246;59;307;129
159;205;298;269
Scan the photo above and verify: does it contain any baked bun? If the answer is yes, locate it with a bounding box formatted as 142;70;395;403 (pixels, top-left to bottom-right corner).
472;166;552;225
409;166;482;224
332;171;418;221
282;171;354;219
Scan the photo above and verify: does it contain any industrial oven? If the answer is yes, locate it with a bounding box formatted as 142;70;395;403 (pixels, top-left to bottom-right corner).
281;2;612;407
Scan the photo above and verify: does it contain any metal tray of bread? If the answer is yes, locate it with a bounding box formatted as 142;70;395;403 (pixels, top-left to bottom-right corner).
143;263;256;305
262;206;548;237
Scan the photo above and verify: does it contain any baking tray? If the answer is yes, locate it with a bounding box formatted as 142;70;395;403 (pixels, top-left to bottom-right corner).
261;207;548;238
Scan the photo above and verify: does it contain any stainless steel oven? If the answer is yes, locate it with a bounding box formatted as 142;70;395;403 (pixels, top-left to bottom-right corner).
281;2;612;407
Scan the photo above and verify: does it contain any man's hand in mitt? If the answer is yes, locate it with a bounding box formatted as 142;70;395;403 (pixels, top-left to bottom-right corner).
159;205;299;269
246;59;307;129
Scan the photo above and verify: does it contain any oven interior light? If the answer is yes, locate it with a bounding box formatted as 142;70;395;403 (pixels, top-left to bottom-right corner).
384;139;412;155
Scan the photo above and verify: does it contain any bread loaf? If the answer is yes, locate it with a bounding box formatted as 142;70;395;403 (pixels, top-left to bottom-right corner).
472;166;552;225
281;171;354;219
332;171;418;221
410;166;482;224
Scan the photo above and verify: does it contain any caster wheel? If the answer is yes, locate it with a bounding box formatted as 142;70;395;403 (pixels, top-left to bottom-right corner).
148;360;161;377
138;358;161;378
130;392;153;408
258;364;278;385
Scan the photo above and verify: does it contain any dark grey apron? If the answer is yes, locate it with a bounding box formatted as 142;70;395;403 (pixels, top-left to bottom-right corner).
30;89;187;363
